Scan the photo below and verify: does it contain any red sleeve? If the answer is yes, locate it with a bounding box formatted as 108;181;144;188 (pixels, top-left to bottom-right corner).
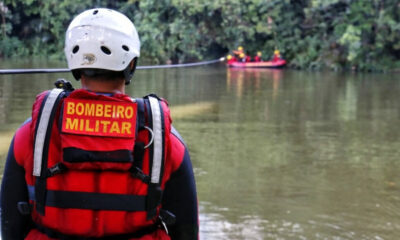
1;121;34;240
13;118;36;187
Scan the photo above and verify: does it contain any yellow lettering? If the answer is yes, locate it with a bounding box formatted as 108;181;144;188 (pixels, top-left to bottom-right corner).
101;120;110;133
104;104;112;118
85;119;94;132
65;117;78;130
96;104;104;117
125;106;134;119
109;121;120;133
67;102;75;115
85;103;95;116
95;119;99;132
79;119;84;131
121;122;132;134
64;101;137;136
76;103;84;116
117;106;125;118
112;105;117;118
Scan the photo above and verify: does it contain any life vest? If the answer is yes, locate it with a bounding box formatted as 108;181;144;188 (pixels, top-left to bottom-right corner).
253;56;261;62
23;84;173;239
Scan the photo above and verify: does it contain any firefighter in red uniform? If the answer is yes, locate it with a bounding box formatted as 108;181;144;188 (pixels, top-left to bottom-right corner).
226;54;237;64
254;52;262;62
232;46;244;59
245;54;251;62
1;8;198;240
272;49;281;62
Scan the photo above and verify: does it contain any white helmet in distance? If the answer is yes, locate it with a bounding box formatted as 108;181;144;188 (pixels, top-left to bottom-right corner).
64;8;140;84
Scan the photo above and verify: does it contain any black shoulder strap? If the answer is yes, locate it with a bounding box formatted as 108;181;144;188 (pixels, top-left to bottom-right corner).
130;98;149;183
135;98;145;130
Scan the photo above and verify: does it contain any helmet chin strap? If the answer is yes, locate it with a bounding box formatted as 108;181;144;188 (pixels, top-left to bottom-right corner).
123;58;138;85
72;69;81;81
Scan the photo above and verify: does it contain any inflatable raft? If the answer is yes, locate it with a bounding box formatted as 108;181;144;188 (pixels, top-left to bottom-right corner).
227;59;286;68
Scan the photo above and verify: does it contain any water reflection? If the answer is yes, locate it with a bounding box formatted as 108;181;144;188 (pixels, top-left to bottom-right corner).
226;68;283;99
0;76;9;125
200;204;273;240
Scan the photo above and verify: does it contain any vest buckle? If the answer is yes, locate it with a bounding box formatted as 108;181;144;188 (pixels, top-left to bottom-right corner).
17;201;31;215
131;167;151;184
46;162;67;177
158;209;176;235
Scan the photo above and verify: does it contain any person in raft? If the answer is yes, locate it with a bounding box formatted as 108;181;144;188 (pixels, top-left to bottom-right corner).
272;49;282;61
0;8;198;240
253;51;263;62
226;54;237;64
233;46;244;59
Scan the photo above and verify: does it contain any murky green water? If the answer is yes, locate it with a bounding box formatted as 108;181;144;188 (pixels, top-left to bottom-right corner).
1;61;400;239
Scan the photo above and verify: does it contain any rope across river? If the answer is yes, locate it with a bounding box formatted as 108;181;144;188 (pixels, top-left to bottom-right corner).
0;57;226;75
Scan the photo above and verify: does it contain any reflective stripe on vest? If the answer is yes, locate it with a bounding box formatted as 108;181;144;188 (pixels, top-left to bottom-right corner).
33;88;64;176
148;96;163;184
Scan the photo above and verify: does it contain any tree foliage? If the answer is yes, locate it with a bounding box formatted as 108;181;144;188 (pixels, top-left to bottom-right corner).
0;0;399;71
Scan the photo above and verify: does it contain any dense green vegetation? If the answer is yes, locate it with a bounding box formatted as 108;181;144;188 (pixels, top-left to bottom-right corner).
0;0;399;71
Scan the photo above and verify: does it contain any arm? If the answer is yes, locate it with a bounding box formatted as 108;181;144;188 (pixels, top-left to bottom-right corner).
162;130;199;240
1;137;32;239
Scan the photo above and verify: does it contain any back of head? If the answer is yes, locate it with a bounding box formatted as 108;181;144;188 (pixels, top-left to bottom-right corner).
64;8;140;85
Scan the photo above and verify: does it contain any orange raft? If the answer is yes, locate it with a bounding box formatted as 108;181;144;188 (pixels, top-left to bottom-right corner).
227;59;286;68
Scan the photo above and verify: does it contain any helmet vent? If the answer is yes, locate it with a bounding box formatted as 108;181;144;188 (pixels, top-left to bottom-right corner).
72;46;79;54
101;46;111;55
93;10;99;15
122;45;129;51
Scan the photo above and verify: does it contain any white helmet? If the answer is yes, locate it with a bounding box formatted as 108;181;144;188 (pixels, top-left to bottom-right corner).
64;8;140;84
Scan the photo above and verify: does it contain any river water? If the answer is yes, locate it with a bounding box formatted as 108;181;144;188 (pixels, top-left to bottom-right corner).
0;61;400;239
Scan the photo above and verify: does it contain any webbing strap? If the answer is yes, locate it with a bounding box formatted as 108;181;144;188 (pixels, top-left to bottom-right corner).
35;223;159;240
135;98;145;130
148;96;163;184
33;88;64;176
63;148;133;163
27;185;146;211
130;98;147;182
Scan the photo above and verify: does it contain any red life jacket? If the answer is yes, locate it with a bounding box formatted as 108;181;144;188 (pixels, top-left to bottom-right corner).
227;56;237;64
23;88;173;239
